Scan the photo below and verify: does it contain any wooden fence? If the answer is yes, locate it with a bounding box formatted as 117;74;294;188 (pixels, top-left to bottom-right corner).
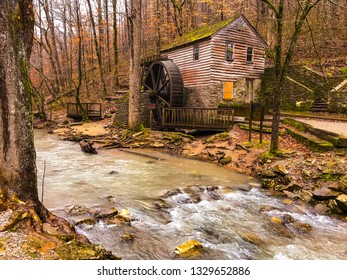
67;103;102;119
160;107;234;131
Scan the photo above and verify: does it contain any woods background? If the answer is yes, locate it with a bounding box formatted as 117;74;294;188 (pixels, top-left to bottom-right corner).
30;0;347;114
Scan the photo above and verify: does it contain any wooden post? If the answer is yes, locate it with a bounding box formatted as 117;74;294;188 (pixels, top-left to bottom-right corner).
231;109;235;129
259;104;265;144
193;108;196;129
248;101;254;142
149;110;153;130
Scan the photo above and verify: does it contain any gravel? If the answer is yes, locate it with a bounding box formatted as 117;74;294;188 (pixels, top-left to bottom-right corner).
0;211;35;260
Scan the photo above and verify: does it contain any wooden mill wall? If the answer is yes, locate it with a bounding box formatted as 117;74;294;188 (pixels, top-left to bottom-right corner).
164;40;212;88
210;17;266;83
161;15;266;107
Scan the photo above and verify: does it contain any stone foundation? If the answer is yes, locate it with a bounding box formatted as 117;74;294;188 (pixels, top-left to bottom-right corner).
112;92;152;128
184;78;261;107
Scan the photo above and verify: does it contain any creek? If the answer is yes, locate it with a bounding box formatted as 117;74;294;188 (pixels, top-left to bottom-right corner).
34;130;347;260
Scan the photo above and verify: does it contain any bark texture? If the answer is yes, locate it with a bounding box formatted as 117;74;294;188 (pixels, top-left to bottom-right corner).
0;0;40;206
128;0;142;129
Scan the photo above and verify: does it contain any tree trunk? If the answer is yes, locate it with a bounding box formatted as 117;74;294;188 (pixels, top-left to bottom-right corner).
112;0;120;88
74;0;88;120
86;0;108;96
128;0;142;129
0;0;40;204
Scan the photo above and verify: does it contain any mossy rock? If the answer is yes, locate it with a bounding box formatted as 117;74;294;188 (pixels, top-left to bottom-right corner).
174;240;203;256
205;132;230;143
55;240;120;260
219;156;232;165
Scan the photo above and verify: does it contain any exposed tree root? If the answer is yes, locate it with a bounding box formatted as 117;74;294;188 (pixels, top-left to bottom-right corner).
0;190;118;259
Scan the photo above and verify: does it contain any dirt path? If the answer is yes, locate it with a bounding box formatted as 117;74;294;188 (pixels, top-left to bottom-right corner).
295;118;347;137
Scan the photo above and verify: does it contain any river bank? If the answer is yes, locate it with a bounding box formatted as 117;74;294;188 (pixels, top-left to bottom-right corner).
51;119;347;220
1;119;346;260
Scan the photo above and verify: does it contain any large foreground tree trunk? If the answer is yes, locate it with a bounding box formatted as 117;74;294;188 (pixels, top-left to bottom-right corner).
0;0;73;235
0;0;39;204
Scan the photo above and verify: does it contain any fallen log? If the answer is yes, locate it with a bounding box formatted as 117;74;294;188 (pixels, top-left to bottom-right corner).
79;140;97;154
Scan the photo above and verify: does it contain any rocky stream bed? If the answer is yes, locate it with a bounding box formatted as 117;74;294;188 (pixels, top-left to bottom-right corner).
1;120;346;259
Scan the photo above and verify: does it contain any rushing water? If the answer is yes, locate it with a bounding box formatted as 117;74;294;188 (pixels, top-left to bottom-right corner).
34;130;347;260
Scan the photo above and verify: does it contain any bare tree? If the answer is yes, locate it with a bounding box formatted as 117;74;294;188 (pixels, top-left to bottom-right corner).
127;0;142;128
259;0;322;153
112;0;120;88
86;0;108;96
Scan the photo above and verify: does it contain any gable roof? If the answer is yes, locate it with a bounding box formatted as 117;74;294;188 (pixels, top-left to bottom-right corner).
161;14;267;53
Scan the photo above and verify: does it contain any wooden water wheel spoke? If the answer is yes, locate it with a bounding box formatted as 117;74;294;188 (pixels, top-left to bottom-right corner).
157;80;170;96
143;60;184;126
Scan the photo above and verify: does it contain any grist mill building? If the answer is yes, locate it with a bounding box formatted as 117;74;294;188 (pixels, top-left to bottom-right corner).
158;14;267;107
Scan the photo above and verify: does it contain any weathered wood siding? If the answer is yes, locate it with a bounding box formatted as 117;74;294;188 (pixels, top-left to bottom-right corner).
210;17;266;83
164;40;212;88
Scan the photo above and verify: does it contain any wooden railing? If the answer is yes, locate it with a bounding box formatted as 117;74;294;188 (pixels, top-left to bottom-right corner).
67;103;102;119
161;108;234;131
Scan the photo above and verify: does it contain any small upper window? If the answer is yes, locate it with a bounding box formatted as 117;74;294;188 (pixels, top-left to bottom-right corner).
226;42;234;61
193;44;199;61
246;46;253;63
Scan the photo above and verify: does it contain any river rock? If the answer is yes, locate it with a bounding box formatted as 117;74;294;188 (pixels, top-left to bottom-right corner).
120;233;135;242
336;194;347;212
79;140;97;154
261;169;276;178
174;240;203;255
261;178;275;189
154;199;172;210
94;208;118;219
299;190;313;203
328;199;344;214
117;209;131;221
75;217;96;226
0;242;5;253
281;183;302;192
292;222;312;234
339;175;347;194
273;164;289;176
313;186;340;200
161;189;182;198
314;202;330;215
219;156;232;165
267;220;293;238
270;217;282;224
282;214;295;224
65;205;91;215
239;232;263;246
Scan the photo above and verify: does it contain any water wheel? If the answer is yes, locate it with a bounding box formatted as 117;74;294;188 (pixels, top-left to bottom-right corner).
142;60;184;125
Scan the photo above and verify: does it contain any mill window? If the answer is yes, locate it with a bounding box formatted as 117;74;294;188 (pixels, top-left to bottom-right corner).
246;46;253;63
226;42;234;61
193;44;199;61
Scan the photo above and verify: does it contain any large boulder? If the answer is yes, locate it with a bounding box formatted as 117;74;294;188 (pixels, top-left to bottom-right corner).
313;186;340;200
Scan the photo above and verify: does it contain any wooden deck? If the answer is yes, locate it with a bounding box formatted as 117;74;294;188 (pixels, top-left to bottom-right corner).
160;107;234;131
67;103;102;119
